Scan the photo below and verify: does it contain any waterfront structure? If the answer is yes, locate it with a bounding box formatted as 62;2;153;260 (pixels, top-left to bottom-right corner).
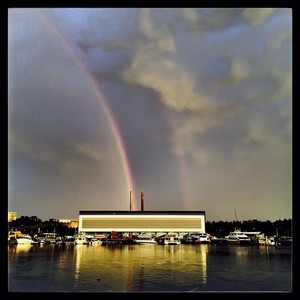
8;212;17;222
59;219;79;228
78;211;206;235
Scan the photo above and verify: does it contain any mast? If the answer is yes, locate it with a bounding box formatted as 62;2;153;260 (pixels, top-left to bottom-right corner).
234;208;238;221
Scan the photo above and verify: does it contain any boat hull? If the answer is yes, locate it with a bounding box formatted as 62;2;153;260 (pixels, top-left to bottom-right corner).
16;236;37;245
135;240;158;245
225;239;251;245
16;239;32;245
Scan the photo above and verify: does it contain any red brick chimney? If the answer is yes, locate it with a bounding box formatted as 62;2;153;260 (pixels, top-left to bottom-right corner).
130;190;133;211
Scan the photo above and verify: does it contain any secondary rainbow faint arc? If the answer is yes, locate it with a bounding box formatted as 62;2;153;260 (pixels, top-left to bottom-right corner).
37;10;137;210
162;110;192;211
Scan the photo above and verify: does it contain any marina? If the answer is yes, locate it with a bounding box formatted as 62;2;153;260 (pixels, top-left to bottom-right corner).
7;210;293;293
8;206;292;293
7;229;291;247
8;201;292;248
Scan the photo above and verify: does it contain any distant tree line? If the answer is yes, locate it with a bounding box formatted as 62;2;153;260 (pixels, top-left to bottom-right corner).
206;219;292;237
8;216;292;238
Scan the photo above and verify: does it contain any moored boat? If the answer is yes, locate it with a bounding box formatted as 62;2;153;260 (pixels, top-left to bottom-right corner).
163;234;181;245
135;238;158;245
134;233;158;245
224;229;252;245
276;236;292;246
181;234;196;244
74;234;89;245
16;235;38;245
195;232;211;244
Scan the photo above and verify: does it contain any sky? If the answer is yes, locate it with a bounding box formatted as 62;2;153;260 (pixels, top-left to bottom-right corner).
8;8;292;222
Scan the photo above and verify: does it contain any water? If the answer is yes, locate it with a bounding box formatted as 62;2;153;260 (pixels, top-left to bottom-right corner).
8;243;292;293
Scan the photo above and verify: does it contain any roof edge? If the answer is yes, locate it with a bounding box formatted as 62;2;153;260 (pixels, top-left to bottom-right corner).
79;210;206;215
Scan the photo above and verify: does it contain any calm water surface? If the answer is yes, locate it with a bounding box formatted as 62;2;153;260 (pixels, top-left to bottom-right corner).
8;243;292;293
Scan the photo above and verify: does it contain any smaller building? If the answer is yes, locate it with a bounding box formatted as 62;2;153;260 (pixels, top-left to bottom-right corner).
59;219;79;228
8;212;17;222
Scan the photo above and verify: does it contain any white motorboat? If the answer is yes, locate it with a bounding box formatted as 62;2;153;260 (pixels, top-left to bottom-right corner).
16;235;37;245
134;233;158;244
135;238;158;245
195;232;211;244
224;229;251;245
163;235;181;245
90;238;103;245
74;234;89;245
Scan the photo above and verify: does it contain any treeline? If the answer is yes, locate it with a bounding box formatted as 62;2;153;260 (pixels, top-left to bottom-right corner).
8;216;77;237
9;215;292;238
206;219;292;237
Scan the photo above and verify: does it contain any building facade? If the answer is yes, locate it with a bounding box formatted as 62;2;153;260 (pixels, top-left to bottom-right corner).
79;211;206;234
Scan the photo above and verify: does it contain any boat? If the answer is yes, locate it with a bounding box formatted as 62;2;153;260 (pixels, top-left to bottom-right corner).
258;236;276;246
16;235;38;245
224;229;252;245
195;232;211;244
181;234;196;244
134;234;158;245
74;234;89;245
63;235;75;244
163;234;181;245
8;230;26;243
135;238;158;244
41;233;61;244
90;238;102;245
156;234;167;245
100;237;137;245
276;236;292;246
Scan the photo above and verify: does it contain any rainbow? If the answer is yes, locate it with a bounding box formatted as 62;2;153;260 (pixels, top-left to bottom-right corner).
36;9;192;211
37;10;137;209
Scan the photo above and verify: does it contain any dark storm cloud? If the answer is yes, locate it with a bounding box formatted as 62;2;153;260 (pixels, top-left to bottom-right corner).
181;8;245;32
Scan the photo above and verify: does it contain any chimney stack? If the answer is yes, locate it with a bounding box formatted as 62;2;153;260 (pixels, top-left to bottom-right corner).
130;190;133;211
141;192;144;211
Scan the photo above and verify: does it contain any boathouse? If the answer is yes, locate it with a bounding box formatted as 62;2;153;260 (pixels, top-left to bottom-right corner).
78;211;206;235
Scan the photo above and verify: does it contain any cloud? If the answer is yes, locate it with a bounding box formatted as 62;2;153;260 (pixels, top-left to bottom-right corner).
229;58;251;85
233;109;292;169
121;9;236;115
243;8;277;27
69;142;105;162
189;146;212;166
120;8;247;166
182;8;243;32
8;130;117;175
48;8;291;171
137;8;176;53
